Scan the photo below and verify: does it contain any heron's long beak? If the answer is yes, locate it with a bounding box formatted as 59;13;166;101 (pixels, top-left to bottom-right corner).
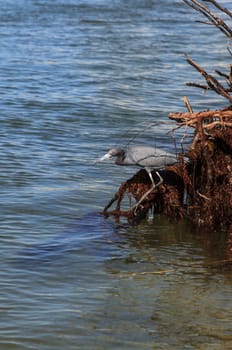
95;152;111;164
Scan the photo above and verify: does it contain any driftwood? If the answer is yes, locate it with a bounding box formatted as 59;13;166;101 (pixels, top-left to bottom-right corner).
103;108;232;231
169;107;232;231
169;107;232;136
102;167;186;222
102;0;232;233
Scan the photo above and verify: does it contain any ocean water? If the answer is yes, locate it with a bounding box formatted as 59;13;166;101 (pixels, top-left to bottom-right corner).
0;0;232;349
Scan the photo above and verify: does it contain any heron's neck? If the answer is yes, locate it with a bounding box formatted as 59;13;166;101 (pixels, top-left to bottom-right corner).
115;150;125;165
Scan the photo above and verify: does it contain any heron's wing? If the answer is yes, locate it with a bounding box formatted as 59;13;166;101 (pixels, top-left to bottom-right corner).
127;146;176;168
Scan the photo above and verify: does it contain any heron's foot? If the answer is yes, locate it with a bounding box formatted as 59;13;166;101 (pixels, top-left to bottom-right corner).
133;203;144;216
132;187;154;216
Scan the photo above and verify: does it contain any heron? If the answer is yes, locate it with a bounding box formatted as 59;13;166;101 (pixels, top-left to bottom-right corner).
96;145;177;213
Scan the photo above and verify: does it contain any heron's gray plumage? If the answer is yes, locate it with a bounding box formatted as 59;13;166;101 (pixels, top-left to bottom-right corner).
99;146;176;169
110;146;176;168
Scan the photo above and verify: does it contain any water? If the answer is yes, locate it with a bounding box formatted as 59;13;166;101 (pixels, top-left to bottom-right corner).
1;0;232;349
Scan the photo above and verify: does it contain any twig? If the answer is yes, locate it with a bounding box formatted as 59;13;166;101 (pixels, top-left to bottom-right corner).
182;96;193;113
206;0;232;19
120;269;176;278
185;55;232;102
196;191;211;201
186;82;210;90
215;69;231;89
215;70;229;80
183;0;232;37
230;65;232;85
169;108;232;130
120;258;232;279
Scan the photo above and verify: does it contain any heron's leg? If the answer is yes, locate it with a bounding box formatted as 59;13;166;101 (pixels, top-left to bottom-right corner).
103;193;119;212
153;171;163;187
133;171;163;215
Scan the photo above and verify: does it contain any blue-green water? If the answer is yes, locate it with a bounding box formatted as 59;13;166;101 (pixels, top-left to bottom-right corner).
1;0;232;349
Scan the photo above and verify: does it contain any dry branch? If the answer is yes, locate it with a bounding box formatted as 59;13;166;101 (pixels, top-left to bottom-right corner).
183;0;232;37
185;56;232;102
101;0;232;234
204;0;232;19
169;107;232;138
183;0;232;104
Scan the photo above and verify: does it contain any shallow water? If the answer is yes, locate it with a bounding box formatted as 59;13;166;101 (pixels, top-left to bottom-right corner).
1;0;232;349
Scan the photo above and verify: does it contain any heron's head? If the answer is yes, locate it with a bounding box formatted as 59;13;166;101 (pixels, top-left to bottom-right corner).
95;148;125;163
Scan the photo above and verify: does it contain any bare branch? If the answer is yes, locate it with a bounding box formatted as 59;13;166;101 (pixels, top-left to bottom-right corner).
182;96;193;113
215;70;229;80
186;82;209;90
230;65;232;85
215;69;232;88
206;0;232;19
169;108;232;128
185;55;232;102
183;0;232;37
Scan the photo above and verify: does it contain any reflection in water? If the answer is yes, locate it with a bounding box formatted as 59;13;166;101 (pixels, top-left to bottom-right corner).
101;218;232;349
13;213;120;266
38;215;230;349
3;212;232;349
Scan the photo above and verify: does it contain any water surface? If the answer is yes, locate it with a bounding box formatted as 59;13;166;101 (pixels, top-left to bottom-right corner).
1;0;232;349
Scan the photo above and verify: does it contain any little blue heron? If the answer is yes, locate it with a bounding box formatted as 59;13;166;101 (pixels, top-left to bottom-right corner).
96;146;177;212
